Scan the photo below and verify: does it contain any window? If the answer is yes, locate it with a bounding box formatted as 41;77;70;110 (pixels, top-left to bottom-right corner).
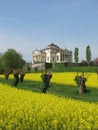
60;54;62;61
63;54;64;61
52;57;54;61
57;56;59;61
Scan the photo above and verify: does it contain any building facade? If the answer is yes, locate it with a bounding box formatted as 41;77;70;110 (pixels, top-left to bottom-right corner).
32;43;72;65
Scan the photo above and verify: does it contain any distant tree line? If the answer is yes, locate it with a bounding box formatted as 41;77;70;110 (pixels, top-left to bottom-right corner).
0;45;98;74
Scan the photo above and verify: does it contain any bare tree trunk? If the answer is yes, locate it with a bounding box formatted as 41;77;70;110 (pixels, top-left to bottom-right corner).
79;85;84;94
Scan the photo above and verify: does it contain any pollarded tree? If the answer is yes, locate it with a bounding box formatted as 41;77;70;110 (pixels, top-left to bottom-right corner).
86;45;91;64
1;49;25;71
74;47;79;64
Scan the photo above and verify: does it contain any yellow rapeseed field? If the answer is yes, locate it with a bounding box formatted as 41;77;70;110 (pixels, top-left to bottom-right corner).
0;83;98;130
1;72;98;88
0;72;98;129
24;72;98;88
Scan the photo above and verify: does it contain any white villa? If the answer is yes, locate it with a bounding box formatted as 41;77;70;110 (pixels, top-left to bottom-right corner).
32;43;72;69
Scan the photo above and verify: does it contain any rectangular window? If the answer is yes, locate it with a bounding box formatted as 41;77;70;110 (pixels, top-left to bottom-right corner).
52;57;54;61
60;54;62;61
57;56;59;61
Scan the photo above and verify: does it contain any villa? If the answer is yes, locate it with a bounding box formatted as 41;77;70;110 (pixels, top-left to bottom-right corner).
32;43;72;69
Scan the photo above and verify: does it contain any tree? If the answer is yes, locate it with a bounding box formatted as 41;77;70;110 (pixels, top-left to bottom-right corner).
1;49;25;71
24;63;31;72
86;45;91;64
74;47;79;64
74;72;87;94
93;58;98;66
0;55;3;73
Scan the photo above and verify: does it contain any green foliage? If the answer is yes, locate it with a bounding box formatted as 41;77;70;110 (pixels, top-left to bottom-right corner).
34;67;38;73
24;63;31;72
45;62;52;69
54;62;65;70
0;56;3;73
49;64;97;72
74;47;79;63
74;75;82;87
1;49;25;70
86;45;91;63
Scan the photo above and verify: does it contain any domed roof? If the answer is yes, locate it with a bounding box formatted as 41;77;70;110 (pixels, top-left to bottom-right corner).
47;43;60;49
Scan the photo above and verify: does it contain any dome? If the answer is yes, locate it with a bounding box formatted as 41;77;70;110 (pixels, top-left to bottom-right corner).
47;43;60;49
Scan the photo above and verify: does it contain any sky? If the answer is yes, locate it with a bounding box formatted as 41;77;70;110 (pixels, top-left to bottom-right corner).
0;0;98;62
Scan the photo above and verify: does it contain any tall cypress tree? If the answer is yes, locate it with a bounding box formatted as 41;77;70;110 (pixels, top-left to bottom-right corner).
86;45;91;64
74;47;79;64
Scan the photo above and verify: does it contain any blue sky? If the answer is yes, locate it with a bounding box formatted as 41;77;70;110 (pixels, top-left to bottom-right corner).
0;0;98;62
